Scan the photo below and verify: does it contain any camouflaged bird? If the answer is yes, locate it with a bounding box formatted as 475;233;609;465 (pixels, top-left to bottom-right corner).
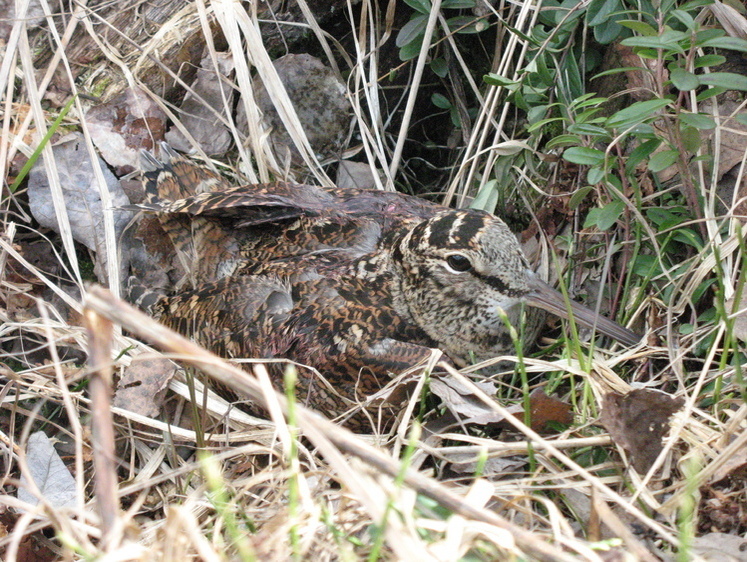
131;145;640;427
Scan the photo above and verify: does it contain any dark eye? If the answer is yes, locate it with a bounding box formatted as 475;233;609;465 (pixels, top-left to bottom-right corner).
446;254;473;272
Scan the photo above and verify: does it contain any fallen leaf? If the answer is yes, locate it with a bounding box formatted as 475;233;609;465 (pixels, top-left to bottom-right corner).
165;51;235;156
712;446;747;485
336;160;381;190
702;99;747;181
599;388;684;474
446;451;525;477
690;532;747;561
27;133;134;283
86;86;167;174
430;377;505;425
114;358;177;417
18;431;77;509
527;388;574;432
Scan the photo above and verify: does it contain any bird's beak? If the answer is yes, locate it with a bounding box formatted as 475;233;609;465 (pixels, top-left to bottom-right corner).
523;275;641;347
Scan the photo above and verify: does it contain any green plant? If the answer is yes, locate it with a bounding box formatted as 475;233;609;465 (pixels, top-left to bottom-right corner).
396;0;487;63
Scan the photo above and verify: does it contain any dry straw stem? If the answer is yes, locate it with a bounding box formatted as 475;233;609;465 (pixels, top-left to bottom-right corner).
84;284;575;561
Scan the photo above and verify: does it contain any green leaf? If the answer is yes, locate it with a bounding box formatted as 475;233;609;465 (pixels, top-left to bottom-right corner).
626;138;662;173
403;0;431;14
569;185;594;209
575;107;605;123
442;0;476;8
679;0;717;11
431;92;452;109
550;0;586;26
698;72;747;91
571;94;609;109
606;173;622;190
606;98;671;129
483;73;516;87
736;114;747;127
587;166;605;184
699;36;747;53
693;54;726;69
563;146;606;166
536;53;555;86
430;58;447;77
594;18;623;44
648;149;679;172
647;207;685;229
672;228;703;249
585;199;625;230
586;0;621;26
696;86;726;101
632;254;660;277
399;41;424;61
680;125;701;153
396;14;428;48
526;104;549;125
679;112;715;130
592;66;653;81
567;123;610;137
669;9;696;30
564;48;585;100
546;134;583;148
469;179;500;213
694;28;728;46
617;19;657;36
620;30;687;52
669;67;700;90
448;106;460;128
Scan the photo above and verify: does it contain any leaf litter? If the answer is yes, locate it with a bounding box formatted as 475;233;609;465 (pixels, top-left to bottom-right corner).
1;1;746;560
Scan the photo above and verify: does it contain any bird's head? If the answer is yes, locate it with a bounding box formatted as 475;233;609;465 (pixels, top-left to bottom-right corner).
391;210;639;361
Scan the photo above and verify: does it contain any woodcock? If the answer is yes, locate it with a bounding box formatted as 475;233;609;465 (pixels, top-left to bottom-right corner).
131;145;640;427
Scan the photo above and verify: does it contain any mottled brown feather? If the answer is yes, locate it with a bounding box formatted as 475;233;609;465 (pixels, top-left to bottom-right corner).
132;146;639;430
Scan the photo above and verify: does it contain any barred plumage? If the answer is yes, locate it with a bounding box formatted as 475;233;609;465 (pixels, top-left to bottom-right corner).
130;145;640;428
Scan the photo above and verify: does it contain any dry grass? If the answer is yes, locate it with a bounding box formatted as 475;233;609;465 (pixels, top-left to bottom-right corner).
1;0;746;560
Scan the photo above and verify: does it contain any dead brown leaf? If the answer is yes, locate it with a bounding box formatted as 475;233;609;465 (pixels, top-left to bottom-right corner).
599;388;684;474
527;388;574;432
165;51;235;156
114;357;177;417
86;86;167;175
712;446;747;485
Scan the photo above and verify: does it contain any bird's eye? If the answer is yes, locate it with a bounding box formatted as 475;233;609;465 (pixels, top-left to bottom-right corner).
445;254;473;272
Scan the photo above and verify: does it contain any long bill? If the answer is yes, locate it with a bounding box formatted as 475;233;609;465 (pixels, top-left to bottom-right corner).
523;275;641;347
